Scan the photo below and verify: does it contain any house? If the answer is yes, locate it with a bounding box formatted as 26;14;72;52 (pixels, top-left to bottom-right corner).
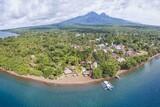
29;55;37;67
82;67;91;77
71;44;80;49
64;67;73;75
113;44;125;51
125;50;136;57
103;49;108;53
103;47;113;53
98;44;105;49
94;49;97;52
112;53;119;59
136;51;148;56
75;33;81;37
80;61;97;77
117;57;126;63
89;40;95;43
64;67;77;77
105;43;109;46
80;61;88;67
87;61;92;64
96;37;102;41
30;55;36;60
91;62;98;69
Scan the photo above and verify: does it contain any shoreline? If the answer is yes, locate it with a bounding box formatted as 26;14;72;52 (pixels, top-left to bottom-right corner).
117;53;160;76
0;53;160;86
0;67;104;86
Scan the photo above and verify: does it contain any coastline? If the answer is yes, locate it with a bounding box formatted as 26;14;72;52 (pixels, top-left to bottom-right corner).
116;53;160;76
0;67;104;86
0;53;160;85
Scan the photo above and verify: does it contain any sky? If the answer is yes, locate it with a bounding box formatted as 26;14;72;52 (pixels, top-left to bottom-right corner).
0;0;160;29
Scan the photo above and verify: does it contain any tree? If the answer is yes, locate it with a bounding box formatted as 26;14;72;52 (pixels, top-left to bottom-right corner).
100;58;120;77
121;57;137;69
42;66;54;78
93;67;103;79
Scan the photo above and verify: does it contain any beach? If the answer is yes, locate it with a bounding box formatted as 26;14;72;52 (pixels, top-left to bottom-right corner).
0;53;160;85
1;56;160;107
0;67;104;85
117;53;160;76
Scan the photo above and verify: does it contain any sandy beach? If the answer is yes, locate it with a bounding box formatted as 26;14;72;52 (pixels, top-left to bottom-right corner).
0;67;104;85
0;53;160;85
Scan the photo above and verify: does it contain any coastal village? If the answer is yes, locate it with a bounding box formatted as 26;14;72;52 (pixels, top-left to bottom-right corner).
1;1;160;107
62;35;148;79
0;30;159;83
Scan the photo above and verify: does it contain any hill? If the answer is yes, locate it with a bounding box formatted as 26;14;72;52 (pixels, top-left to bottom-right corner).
57;11;139;26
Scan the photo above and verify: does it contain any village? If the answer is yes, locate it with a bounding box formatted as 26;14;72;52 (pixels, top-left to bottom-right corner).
63;36;148;78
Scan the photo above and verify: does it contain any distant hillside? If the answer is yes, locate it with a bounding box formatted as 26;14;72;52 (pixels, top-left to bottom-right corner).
5;12;160;33
57;11;139;26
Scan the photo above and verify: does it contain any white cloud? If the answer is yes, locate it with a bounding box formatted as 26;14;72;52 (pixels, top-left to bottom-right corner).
100;0;160;25
0;0;160;29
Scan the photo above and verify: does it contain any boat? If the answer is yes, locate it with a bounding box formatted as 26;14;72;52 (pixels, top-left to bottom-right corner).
115;75;120;79
101;81;113;90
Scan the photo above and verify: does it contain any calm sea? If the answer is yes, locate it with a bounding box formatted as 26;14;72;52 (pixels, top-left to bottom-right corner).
0;57;160;107
0;31;17;38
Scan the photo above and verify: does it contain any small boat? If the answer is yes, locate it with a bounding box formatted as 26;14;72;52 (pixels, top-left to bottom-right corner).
101;81;113;90
115;75;120;79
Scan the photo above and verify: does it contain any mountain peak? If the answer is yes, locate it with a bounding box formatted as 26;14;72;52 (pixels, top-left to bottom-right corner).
86;11;98;16
100;12;108;17
58;11;138;26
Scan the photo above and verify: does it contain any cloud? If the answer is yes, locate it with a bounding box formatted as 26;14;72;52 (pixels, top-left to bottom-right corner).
0;0;160;29
100;0;160;25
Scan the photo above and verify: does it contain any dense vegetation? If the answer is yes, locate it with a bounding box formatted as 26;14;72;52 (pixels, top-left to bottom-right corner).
0;26;160;79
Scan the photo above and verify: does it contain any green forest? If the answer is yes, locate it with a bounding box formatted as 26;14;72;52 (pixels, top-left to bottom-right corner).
0;26;160;79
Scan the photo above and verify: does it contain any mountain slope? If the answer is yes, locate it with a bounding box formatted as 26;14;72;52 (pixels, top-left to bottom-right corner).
57;12;139;26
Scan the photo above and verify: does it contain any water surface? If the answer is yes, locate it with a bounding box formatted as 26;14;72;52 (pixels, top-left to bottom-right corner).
0;31;17;38
0;57;160;107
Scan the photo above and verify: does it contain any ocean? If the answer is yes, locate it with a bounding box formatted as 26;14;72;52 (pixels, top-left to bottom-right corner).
0;57;160;107
0;31;17;38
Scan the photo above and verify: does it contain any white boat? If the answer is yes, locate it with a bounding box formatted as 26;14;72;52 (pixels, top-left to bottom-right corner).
115;75;120;79
101;81;113;90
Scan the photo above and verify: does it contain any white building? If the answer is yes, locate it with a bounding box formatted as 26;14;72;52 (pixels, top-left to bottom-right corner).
98;44;105;49
117;57;126;63
113;44;125;51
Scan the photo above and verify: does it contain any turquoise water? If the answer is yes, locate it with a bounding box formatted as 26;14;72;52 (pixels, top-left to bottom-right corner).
0;57;160;107
0;31;17;38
